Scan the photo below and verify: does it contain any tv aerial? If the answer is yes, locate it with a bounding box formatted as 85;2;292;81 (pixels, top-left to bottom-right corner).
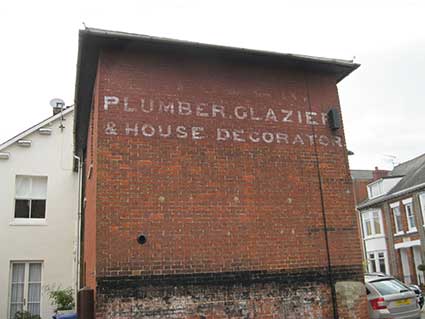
49;98;66;130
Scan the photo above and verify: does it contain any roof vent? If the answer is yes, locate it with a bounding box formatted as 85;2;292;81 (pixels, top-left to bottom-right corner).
17;140;32;147
39;128;52;135
0;152;10;160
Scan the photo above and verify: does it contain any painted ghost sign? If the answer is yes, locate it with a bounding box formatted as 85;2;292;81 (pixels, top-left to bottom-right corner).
102;96;343;148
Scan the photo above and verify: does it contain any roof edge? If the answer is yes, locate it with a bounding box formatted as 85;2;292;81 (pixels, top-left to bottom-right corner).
82;27;360;71
0;107;74;152
357;182;425;210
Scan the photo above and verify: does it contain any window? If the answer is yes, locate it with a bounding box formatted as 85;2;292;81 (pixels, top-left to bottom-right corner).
368;253;376;272
362;210;383;237
378;252;386;274
403;199;416;231
14;176;47;220
9;262;42;319
369;278;407;296
368;181;384;199
367;251;387;274
392;206;403;233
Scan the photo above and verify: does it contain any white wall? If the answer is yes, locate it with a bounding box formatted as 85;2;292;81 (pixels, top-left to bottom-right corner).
0;110;78;319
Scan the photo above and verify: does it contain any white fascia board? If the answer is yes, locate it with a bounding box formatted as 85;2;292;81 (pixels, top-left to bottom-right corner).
0;107;74;152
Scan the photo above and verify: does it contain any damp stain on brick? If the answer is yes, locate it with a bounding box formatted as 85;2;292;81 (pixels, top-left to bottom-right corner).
96;266;364;318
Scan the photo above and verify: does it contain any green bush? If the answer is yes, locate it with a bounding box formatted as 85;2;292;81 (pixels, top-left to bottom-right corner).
47;286;75;311
418;264;425;272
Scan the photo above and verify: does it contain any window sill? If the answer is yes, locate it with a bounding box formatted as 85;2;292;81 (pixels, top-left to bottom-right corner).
394;231;405;236
406;228;417;234
10;220;47;226
364;234;385;240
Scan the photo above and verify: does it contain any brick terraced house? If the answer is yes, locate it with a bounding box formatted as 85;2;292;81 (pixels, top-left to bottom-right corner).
73;28;368;318
358;154;425;285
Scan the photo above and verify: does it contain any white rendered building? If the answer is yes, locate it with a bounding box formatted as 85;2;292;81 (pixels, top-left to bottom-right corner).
0;107;79;319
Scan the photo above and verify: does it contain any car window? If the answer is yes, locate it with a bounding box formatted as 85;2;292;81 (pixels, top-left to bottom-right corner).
370;279;408;296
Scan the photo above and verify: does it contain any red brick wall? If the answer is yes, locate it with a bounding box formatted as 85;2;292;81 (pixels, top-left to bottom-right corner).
84;46;367;318
352;179;370;205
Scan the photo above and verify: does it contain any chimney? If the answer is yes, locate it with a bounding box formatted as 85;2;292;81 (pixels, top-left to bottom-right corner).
373;166;390;181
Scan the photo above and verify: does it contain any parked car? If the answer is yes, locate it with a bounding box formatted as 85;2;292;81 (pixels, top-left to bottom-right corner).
408;284;424;309
365;274;421;319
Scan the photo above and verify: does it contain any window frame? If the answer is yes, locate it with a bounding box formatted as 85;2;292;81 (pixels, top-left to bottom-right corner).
403;198;417;232
8;261;43;319
367;251;388;274
12;175;48;226
390;202;404;235
368;180;384;199
362;209;384;238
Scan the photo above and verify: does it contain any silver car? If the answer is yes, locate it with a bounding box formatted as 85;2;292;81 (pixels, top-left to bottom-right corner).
365;274;421;319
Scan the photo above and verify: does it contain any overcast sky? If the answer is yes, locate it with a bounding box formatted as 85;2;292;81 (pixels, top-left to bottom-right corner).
0;0;424;170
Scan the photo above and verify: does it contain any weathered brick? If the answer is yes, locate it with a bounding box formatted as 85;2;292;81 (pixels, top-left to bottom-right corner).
79;37;368;318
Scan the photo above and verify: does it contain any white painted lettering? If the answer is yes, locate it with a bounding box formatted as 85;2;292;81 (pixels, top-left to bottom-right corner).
297;111;303;124
212;104;225;118
234;106;248;120
105;122;118;135
305;134;316;145
158;125;172;137
125;123;138;136
178;101;192;115
196;103;209;117
262;132;274;143
159;101;174;114
249;107;263;121
104;96;119;111
276;133;289;144
140;99;154;113
124;97;135;112
249;132;260;143
333;136;343;147
265;108;278;122
192;127;205;139
319;135;329;146
217;128;230;141
232;129;245;142
321;112;328;125
292;134;305;145
306;112;318;125
176;126;188;138
281;110;293;123
141;124;155;137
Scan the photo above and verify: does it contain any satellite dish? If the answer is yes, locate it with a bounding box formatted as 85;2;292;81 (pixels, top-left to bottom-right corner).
49;98;65;109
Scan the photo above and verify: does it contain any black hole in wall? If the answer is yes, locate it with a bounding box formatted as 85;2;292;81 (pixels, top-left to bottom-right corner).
137;234;147;245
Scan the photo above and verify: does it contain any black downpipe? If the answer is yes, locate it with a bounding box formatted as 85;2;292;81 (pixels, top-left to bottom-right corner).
304;73;339;318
